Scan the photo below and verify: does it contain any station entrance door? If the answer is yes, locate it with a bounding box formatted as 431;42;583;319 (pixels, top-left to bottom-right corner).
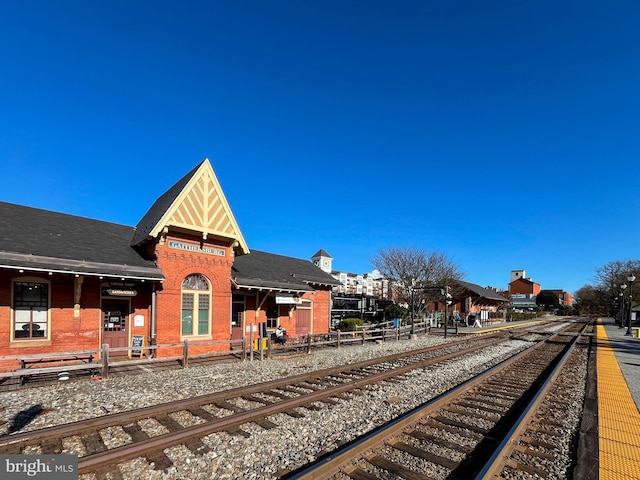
102;299;129;356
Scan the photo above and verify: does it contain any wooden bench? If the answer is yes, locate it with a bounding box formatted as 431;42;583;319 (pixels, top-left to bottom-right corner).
12;353;97;385
20;353;94;369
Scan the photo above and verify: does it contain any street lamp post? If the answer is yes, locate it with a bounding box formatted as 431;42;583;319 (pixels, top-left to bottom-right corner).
449;299;454;334
443;286;452;338
410;286;415;336
618;292;624;327
620;284;627;329
626;274;635;336
619;292;625;327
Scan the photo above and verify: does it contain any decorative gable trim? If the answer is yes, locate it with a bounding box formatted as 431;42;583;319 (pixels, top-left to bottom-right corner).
135;159;249;256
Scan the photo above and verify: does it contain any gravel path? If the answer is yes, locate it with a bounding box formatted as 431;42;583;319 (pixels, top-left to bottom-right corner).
0;329;584;480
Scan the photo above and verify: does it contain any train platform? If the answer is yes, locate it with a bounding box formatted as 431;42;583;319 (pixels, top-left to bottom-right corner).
596;317;640;480
462;315;640;478
455;316;547;334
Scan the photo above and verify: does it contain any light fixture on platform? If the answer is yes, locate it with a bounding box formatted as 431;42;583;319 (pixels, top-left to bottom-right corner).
626;274;635;336
620;284;627;329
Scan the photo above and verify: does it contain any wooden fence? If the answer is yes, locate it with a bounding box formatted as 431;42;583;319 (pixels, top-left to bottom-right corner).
0;320;435;385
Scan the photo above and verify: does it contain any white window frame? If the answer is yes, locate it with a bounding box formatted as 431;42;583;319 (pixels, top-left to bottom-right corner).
11;277;51;342
181;273;212;338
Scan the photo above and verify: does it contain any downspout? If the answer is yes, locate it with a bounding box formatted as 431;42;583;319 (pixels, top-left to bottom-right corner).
150;282;157;358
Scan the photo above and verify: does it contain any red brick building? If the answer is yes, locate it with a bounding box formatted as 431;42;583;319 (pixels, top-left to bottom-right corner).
549;290;573;306
508;270;541;310
508;270;541;296
0;159;338;367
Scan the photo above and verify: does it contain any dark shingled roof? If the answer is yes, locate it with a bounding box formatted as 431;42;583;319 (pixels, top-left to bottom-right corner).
0;201;163;280
510;277;538;286
457;280;509;303
232;250;341;293
312;249;332;258
131;161;203;246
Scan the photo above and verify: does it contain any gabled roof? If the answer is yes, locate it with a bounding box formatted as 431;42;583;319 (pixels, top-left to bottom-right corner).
456;280;509;304
509;277;539;286
232;250;342;293
0;202;164;280
312;249;332;259
132;159;249;256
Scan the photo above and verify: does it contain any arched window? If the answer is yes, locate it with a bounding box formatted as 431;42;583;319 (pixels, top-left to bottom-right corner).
181;274;211;336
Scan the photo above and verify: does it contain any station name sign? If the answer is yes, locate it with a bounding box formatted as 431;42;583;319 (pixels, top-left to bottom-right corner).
168;240;225;256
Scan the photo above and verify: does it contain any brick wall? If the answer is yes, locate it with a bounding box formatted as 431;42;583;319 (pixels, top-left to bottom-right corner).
509;278;541;295
310;289;331;333
153;235;234;357
0;273;97;370
0;271;158;371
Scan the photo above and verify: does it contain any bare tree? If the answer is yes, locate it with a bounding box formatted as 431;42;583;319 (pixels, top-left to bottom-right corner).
574;285;608;315
574;259;640;314
371;246;463;315
594;259;640;303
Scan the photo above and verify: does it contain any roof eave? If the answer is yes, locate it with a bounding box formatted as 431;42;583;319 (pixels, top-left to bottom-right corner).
231;277;314;293
302;279;341;288
0;252;164;281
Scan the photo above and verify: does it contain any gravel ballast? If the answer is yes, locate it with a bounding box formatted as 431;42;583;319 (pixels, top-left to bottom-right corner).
0;328;585;480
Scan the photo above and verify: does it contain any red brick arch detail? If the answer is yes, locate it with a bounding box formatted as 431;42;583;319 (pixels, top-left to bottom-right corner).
156;249;233;294
171;268;223;293
152;244;234;354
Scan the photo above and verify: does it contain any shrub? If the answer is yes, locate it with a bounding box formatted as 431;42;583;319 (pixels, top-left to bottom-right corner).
509;311;540;321
339;318;364;331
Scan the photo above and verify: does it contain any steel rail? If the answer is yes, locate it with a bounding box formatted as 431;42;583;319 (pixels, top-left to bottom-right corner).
0;335;502;450
474;323;589;479
286;326;577;480
76;336;513;475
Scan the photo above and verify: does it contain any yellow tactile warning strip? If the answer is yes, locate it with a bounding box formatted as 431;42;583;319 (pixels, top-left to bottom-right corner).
597;324;640;480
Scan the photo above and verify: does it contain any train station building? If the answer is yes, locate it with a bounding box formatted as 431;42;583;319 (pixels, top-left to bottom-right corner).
0;159;339;364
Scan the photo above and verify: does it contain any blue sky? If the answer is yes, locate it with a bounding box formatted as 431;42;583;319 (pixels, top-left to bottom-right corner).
1;1;639;295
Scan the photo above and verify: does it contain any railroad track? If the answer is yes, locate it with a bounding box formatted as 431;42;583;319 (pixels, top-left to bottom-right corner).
477;325;591;479
0;334;515;477
286;321;590;479
0;321;576;479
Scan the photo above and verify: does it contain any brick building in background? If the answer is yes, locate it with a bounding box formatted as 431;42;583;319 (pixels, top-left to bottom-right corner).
508;270;573;309
548;290;573;306
508;270;541;310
